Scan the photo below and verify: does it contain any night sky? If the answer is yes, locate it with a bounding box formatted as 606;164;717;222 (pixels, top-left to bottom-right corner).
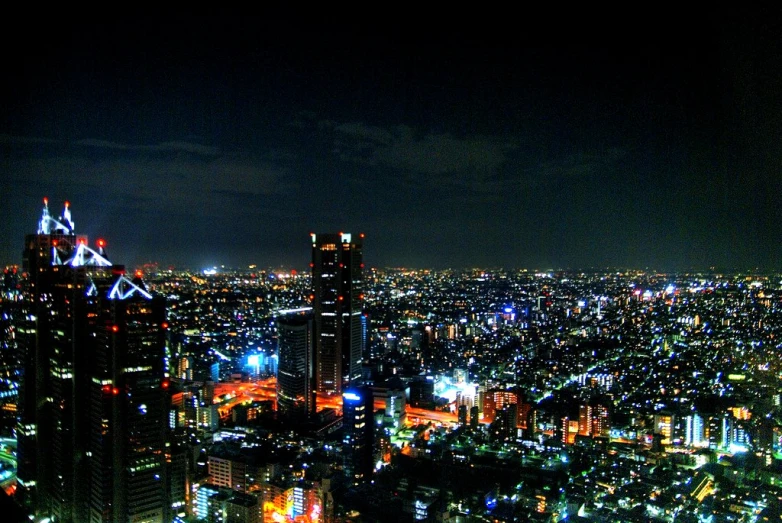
2;13;781;270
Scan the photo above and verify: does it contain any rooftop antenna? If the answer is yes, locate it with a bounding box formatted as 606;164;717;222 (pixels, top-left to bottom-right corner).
38;197;51;234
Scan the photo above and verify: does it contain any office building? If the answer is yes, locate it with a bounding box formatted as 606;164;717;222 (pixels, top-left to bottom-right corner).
276;315;315;420
342;387;374;484
88;281;168;523
16;199;169;522
311;233;364;395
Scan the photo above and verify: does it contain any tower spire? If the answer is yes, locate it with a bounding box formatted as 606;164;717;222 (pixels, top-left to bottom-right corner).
38;197;51;234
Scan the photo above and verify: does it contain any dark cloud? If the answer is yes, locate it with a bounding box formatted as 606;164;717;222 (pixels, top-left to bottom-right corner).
0;135;60;145
74;139;220;156
323;121;518;194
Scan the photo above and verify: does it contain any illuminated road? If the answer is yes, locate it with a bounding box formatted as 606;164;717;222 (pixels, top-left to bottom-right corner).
0;448;17;496
207;377;487;432
213;379;278;418
210;378;485;427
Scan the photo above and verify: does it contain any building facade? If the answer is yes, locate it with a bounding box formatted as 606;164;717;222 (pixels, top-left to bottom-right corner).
310;233;363;395
16;200;169;522
342;387;374;485
276;315;315;420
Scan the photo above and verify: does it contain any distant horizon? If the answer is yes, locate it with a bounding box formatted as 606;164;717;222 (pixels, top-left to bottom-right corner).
5;203;780;274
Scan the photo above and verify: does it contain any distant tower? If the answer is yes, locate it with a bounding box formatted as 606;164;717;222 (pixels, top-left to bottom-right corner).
311;233;364;395
16;199;169;522
342;387;374;485
276;315;316;420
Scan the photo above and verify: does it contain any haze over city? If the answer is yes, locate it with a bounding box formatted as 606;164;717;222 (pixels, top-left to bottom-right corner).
2;13;781;270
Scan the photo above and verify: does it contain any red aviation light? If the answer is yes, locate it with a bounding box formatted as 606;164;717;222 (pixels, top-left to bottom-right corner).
111;325;119;333
134;270;143;278
339;263;344;268
112;387;120;395
359;293;365;300
291;269;297;276
338;295;344;301
65;200;70;208
97;239;106;248
102;385;111;394
52;239;58;246
79;238;86;245
309;263;314;268
360;263;365;268
43;197;48;206
360;233;365;238
309;294;315;301
161;379;170;390
161;322;169;330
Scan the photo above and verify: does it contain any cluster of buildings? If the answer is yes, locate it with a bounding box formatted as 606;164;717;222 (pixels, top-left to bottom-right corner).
1;199;782;522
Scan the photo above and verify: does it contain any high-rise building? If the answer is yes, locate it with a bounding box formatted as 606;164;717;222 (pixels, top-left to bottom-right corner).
458;405;468;427
311;233;364;395
591;404;610;438
87;281;169;523
276;315;315;420
578;403;610;438
578;405;592;436
16;199;169;522
342;387;374;485
483;389;520;426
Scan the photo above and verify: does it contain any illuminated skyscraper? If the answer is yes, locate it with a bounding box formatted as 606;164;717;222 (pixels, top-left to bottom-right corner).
310;233;364;395
276;315;315;420
16;199;168;522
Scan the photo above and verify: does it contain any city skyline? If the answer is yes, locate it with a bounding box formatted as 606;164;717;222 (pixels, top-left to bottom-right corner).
3;193;782;520
2;13;781;271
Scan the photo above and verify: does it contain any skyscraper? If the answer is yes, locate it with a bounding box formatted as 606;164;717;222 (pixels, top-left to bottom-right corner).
16;199;169;522
310;233;364;395
276;314;316;420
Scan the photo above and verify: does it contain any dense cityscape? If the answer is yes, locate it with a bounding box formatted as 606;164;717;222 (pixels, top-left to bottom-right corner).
0;200;780;522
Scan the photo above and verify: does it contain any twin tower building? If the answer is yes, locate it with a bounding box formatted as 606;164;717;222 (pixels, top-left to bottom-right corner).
18;199;368;521
17;200;169;522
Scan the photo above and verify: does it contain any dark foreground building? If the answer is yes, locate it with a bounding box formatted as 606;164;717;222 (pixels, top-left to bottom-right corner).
276;314;316;421
342;386;374;485
16;200;169;522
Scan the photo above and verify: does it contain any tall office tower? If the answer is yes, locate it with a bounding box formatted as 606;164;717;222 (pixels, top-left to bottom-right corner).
342;387;374;485
276;315;315;420
311;233;364;395
88;281;168;523
17;199;107;518
16;199;169;522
